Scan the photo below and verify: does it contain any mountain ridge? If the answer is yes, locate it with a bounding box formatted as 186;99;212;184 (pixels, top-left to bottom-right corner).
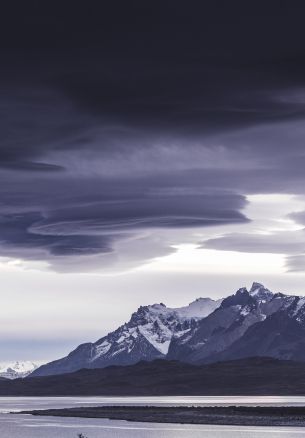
32;282;305;377
32;296;222;376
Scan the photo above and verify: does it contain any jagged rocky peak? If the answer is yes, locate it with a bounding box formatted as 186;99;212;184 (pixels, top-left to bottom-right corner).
220;283;275;310
250;282;265;292
221;287;253;308
249;282;274;302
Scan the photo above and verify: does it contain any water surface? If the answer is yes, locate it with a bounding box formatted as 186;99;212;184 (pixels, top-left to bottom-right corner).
4;395;305;411
2;396;305;437
2;413;305;438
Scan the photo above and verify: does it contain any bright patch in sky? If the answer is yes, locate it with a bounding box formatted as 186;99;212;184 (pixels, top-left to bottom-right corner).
142;245;284;275
140;194;305;275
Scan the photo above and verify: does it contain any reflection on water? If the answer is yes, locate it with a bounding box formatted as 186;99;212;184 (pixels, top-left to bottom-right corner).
1;397;305;437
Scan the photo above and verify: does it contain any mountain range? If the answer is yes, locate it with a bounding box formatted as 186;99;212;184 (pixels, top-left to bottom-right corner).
32;282;305;377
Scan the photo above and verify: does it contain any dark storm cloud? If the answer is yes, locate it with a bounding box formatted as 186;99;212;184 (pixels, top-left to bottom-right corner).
0;212;113;257
29;192;247;234
0;168;249;269
1;2;305;270
0;162;64;172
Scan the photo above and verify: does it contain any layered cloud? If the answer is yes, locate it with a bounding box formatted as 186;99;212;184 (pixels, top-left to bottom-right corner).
1;3;305;271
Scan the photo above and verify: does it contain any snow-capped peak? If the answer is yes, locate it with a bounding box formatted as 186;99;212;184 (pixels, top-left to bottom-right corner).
173;297;223;319
0;361;38;379
147;297;222;319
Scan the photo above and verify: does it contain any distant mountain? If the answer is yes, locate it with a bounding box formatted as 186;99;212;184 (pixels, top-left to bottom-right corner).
5;357;305;395
0;361;38;379
32;282;305;377
32;297;222;376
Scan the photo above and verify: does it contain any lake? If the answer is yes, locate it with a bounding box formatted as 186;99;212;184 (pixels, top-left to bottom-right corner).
2;396;305;437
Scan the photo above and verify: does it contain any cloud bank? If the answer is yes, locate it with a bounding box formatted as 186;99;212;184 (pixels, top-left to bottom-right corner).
1;3;305;271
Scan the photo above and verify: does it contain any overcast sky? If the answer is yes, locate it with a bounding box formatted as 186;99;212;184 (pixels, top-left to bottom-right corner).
2;2;305;363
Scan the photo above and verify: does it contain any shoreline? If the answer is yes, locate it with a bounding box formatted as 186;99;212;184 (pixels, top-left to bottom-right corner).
19;405;305;427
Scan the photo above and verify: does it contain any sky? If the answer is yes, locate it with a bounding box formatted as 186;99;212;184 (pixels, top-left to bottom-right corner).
3;2;305;362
